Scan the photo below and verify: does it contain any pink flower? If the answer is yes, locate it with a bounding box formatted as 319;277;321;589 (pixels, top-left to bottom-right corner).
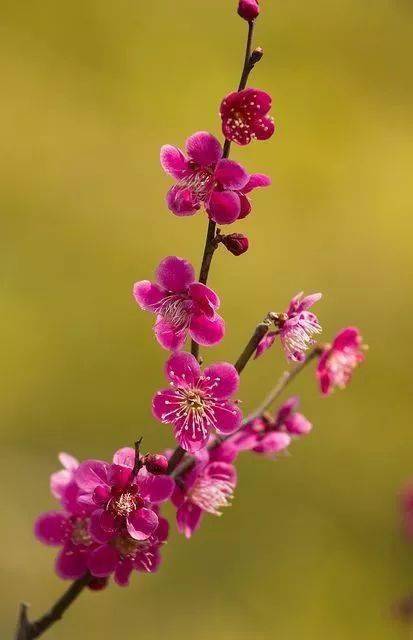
238;0;260;21
152;352;242;453
401;484;413;540
161;131;270;224
35;510;96;580
256;292;322;362
230;396;312;456
88;516;169;586
220;88;275;146
317;327;364;395
133;256;225;351
75;448;174;542
171;449;237;538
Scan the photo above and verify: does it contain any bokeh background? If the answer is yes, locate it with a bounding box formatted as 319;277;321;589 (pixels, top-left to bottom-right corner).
2;1;413;638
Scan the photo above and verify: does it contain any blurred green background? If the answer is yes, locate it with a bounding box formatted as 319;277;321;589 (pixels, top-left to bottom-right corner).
1;0;413;638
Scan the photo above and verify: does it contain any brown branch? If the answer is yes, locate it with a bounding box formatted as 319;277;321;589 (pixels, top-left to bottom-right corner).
234;313;276;374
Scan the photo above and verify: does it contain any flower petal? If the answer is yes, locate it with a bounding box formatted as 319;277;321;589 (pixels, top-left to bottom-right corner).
50;469;72;500
34;511;69;546
56;544;89;580
58;452;79;471
176;502;203;538
138;468;175;504
165;351;201;385
254;331;277;359
207;190;241;225
160;145;188;179
185;131;222;166
189;282;220;315
88;544;118;578
174;421;209;453
126;508;159;541
214;159;248;190
237;193;252;219
166;185;200;216
133;281;164;311
75;460;110;493
254;432;291;454
156;256;195;293
90;509;117;544
189;314;225;347
112;447;135;468
154;317;186;351
203;362;239;399
205;461;237;486
114;558;134;587
332;327;362;351
213;402;243;434
242;173;271;194
252;115;275;141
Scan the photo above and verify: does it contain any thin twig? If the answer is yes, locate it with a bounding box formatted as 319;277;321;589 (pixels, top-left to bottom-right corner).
234;313;275;374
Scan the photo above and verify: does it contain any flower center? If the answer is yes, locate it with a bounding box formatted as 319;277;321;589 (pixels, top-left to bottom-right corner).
71;517;92;546
190;477;234;516
159;294;192;332
111;492;137;517
112;535;143;558
178;167;214;200
328;349;358;387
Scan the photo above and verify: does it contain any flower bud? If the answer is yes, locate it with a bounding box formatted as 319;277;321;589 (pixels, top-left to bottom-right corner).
144;453;169;475
238;0;260;22
88;577;108;591
222;233;249;256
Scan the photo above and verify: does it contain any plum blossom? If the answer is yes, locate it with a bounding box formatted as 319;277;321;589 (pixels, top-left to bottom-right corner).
152;351;242;453
88;515;169;586
75;448;174;543
230;396;312;456
161;131;270;224
238;0;260;21
317;327;364;395
133;256;224;351
220;88;274;146
171;448;237;538
255;292;322;362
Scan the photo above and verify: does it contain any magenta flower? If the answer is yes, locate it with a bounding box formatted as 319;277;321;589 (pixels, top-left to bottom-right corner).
231;396;312;456
171;449;237;538
220;88;275;146
256;292;322;362
35;510;96;580
88;516;169;586
133;256;224;351
152;351;242;453
161;131;270;224
238;0;260;21
317;327;364;395
75;448;174;543
401;483;413;540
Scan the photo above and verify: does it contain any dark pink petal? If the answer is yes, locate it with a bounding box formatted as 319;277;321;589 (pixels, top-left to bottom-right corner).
156;256;195;293
208;440;239;464
333;327;362;351
165;351;201;385
56;544;89;580
114;558;134;586
166;185;200;216
90;509;117;544
254;432;291;455
133;281;164;312
34;511;69;546
207;190;241;225
138;468;175;504
154;317;186;351
156;517;170;543
206;461;237;486
213;403;243;434
185;131;222;167
61;482;88;516
189;282;220;315
176;502;203;538
58;452;79;471
75;460;110;493
284;412;312;436
88;544;118;578
174;421;209;453
203;362;239;399
220;91;239;119
275;396;299;425
152;388;179;423
112;447;135;468
237;193;252;219
108;464;132;489
214;159;249;190
254;331;277;359
127;508;159;541
134;547;161;573
189;314;225;347
160;145;188;179
252;115;275;141
242;173;271;194
92;485;111;506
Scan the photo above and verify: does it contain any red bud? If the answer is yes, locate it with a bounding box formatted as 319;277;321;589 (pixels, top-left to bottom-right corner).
222;233;249;256
144;454;169;475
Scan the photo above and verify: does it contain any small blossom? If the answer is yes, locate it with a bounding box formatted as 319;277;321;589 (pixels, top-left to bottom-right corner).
75;449;174;543
221;233;249;256
88;516;169;586
133;256;225;350
161;131;270;223
317;327;364;395
220;88;274;146
238;0;260;21
152;351;242;453
230;396;312;456
171;449;237;538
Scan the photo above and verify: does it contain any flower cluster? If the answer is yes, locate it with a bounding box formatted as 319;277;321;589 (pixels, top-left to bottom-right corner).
32;2;366;614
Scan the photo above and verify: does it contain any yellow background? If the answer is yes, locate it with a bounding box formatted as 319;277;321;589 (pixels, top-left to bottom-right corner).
1;1;413;638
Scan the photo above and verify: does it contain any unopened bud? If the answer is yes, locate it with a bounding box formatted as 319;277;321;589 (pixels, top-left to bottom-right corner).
222;233;249;256
88;577;108;591
144;454;169;475
238;0;260;22
250;47;264;66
